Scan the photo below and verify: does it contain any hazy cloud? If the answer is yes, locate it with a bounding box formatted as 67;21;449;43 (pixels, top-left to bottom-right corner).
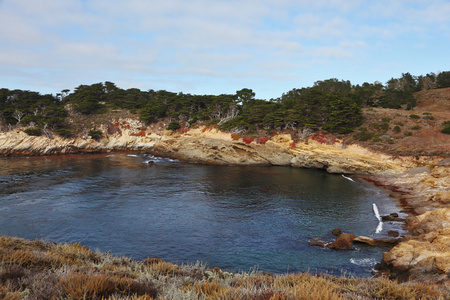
0;0;449;98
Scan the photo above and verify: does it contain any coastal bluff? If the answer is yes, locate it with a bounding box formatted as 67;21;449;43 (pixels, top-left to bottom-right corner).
1;120;449;283
0;120;405;175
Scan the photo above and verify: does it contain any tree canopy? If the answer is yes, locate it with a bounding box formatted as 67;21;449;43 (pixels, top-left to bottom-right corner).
1;70;449;136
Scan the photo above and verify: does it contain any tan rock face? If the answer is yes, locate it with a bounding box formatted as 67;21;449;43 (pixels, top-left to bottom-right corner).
406;208;450;235
0;125;405;175
381;208;450;281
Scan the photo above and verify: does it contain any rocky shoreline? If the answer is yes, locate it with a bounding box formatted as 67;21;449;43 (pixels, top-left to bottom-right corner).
360;164;449;283
0;122;448;284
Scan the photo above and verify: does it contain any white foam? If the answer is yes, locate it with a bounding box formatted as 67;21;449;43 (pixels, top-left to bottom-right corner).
350;258;377;267
342;174;355;182
372;203;383;233
372;203;381;222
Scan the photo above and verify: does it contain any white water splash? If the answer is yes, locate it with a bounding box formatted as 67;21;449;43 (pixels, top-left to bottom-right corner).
342;174;355;182
372;203;383;234
350;258;377;267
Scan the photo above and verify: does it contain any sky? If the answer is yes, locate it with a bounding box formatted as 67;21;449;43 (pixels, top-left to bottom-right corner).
0;0;449;100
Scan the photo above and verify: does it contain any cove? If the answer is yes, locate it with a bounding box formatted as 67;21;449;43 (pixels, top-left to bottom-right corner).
0;153;405;276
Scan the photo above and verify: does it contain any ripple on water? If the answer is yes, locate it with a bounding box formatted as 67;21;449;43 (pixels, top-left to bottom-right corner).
0;153;401;276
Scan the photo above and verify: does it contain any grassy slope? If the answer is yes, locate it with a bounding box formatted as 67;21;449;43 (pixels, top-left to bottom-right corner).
351;88;450;156
0;235;448;300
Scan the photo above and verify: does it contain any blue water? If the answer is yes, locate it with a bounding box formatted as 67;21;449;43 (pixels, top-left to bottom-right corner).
0;153;405;276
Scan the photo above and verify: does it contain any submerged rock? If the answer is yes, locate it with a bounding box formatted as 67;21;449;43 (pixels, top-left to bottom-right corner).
331;228;342;236
381;213;406;222
308;238;330;248
353;236;400;247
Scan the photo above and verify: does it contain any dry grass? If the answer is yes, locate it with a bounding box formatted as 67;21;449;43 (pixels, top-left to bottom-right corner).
352;107;450;156
349;88;450;156
0;235;448;300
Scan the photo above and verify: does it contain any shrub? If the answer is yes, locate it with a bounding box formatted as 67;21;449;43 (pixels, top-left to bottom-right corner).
56;129;72;138
24;128;42;136
372;137;381;143
231;133;241;141
409;114;420;119
404;131;413;136
130;131;146;137
242;137;254;144
422;113;435;120
257;137;269;144
382;117;391;123
167;121;181;131
370;123;380;130
393;125;401;133
89;130;103;140
380;122;389;131
411;125;421;130
441;126;450;134
354;131;374;141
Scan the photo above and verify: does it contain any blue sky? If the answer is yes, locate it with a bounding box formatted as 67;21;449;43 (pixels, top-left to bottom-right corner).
1;0;449;100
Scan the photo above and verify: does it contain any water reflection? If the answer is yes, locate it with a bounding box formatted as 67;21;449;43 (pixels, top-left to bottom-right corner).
0;153;405;276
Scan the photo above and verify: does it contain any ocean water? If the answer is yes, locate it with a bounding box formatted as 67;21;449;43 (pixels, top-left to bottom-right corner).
0;153;406;276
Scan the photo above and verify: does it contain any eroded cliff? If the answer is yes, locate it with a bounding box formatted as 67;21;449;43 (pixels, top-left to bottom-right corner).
0;121;406;175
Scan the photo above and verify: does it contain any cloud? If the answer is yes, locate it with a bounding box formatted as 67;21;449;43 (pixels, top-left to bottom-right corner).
0;0;449;99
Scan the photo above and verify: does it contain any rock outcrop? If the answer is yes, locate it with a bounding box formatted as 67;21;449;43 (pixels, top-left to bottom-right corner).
0;123;405;175
328;232;356;250
379;208;450;282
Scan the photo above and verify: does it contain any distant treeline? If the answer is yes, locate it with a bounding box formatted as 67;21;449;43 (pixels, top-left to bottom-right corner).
1;71;449;136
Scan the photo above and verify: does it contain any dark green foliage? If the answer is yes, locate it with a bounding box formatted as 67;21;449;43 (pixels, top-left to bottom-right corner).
1;70;449;137
24;128;42;136
353;128;374;141
409;114;420;119
67;83;106;114
411;125;421;130
88;130;103;140
167;121;181;131
436;71;450;88
378;89;416;109
0;89;66;127
441;127;450;134
422;113;435;120
322;94;363;134
441;121;450;134
393;125;401;133
404;131;413;136
380;122;390;132
56;129;72;138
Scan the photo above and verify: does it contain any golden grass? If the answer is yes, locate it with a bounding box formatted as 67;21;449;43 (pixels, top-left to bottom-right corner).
0;235;448;300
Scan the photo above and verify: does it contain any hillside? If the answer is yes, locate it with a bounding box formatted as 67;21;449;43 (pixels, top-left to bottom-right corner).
350;88;450;156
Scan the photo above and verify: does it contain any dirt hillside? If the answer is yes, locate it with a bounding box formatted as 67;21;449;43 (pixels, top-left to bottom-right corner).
352;88;450;156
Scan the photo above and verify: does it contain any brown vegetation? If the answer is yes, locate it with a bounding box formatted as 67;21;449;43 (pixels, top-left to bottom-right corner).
0;235;448;299
350;88;450;156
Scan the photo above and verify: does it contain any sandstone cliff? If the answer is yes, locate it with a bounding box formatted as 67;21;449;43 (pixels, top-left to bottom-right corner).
0;120;405;175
